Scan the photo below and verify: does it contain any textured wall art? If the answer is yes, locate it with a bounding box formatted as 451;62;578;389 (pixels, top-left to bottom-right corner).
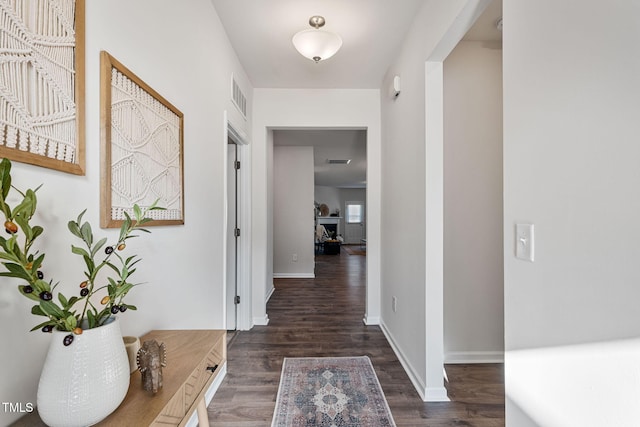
0;0;85;174
100;51;184;228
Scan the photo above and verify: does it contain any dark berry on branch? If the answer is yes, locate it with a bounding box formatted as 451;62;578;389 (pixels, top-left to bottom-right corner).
63;334;74;346
80;288;89;297
23;285;33;293
119;305;128;313
111;305;120;314
39;291;52;301
105;246;114;254
41;325;53;333
37;271;44;279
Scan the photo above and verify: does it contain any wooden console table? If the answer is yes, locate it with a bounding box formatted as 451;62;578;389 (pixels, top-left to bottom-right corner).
97;329;226;427
11;330;226;427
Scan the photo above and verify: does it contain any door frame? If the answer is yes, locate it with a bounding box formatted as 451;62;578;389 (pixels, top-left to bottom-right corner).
226;139;238;330
224;111;251;330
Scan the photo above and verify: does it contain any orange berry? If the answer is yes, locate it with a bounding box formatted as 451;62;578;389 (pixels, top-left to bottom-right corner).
73;327;83;335
4;220;17;234
117;243;126;251
100;296;110;305
79;281;88;288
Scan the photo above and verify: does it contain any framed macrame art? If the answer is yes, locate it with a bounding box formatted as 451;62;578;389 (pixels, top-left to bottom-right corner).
0;0;86;175
100;51;184;228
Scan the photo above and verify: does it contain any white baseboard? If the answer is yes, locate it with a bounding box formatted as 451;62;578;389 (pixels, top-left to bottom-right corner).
363;315;380;325
445;351;504;364
379;321;450;402
253;314;269;326
266;285;275;302
185;362;228;427
273;273;315;279
424;386;450;402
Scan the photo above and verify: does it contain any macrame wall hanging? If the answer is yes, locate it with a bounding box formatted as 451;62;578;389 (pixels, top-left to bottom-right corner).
100;51;184;228
0;0;85;175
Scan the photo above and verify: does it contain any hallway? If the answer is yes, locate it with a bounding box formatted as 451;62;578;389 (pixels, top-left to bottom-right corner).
208;248;504;426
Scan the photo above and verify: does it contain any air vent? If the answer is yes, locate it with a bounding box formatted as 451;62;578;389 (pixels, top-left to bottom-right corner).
326;159;351;164
231;76;247;119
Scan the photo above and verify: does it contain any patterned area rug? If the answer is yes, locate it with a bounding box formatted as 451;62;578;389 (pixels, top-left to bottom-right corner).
272;356;396;427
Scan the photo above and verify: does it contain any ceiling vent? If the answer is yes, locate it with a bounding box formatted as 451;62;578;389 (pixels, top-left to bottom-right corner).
231;75;247;119
326;159;351;164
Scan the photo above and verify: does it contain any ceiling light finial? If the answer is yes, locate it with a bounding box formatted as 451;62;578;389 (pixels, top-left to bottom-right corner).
292;15;342;63
309;15;325;29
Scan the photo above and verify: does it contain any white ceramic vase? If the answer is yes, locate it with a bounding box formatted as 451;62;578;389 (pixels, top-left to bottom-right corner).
37;317;130;427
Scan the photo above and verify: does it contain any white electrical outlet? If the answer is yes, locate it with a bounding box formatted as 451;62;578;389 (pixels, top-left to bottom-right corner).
292;253;298;262
392;296;397;313
516;223;534;262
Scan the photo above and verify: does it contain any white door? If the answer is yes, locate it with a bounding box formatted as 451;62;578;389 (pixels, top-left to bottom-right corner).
344;201;365;244
226;141;238;330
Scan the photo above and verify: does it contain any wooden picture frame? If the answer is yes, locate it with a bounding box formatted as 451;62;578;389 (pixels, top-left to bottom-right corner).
100;51;184;228
0;0;86;175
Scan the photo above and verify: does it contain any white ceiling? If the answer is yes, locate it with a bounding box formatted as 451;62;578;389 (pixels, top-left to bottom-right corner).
212;0;501;187
211;0;502;90
463;0;503;42
211;0;425;89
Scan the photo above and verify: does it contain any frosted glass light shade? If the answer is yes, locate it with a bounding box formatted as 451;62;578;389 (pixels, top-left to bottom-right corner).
292;29;343;63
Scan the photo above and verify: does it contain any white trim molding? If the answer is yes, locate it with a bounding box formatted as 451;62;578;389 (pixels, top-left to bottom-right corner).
363;315;380;325
424;387;450;402
253;314;270;326
445;351;505;364
266;285;276;302
380;321;450;402
273;273;315;279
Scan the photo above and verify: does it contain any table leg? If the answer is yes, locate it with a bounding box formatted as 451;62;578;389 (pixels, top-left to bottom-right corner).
196;398;209;427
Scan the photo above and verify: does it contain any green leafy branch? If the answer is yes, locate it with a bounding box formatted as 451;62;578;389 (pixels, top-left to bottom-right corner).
67;201;163;329
0;158;164;344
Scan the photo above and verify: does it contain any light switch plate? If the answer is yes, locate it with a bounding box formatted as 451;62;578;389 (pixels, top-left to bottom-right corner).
516;223;534;262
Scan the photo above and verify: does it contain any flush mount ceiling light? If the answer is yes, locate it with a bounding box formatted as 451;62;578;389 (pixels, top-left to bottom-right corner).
292;15;342;63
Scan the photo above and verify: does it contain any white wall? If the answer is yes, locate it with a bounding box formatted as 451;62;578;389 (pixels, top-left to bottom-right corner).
504;0;640;425
379;0;489;401
252;89;382;327
0;1;251;423
443;41;504;363
273;146;315;277
315;186;341;216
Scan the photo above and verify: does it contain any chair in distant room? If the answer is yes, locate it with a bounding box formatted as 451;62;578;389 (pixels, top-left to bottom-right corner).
315;224;329;254
315;224;341;254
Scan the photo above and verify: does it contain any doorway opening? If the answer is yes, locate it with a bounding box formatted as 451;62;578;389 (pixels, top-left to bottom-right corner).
270;128;368;303
224;114;250;332
226;138;239;331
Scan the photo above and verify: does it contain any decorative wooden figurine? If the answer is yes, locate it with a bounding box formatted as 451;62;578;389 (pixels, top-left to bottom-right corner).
136;339;167;393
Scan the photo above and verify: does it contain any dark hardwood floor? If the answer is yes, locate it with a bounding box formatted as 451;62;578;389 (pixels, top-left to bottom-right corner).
208;248;505;426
